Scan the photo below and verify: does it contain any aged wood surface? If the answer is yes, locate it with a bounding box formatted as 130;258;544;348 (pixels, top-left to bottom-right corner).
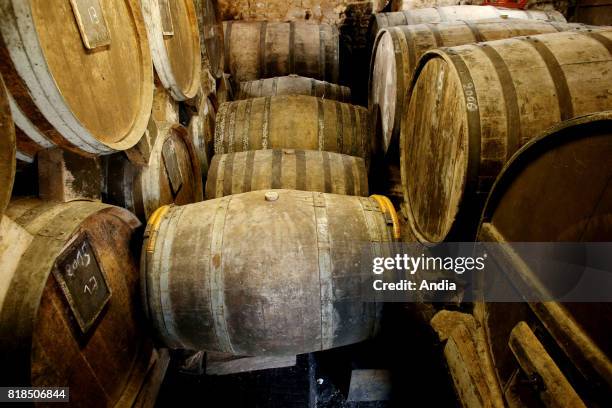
215;95;370;160
0;0;153;156
0;74;15;216
194;0;225;79
206;355;297;376
572;0;612;26
391;0;483;10
370;19;591;155
142;190;397;355
223;21;340;83
401;31;612;244
106;123;203;222
205;149;368;199
476;112;612;406
0;199;152;407
368;5;567;42
188;95;216;180
236;75;352;102
38;148;102;203
141;0;201;101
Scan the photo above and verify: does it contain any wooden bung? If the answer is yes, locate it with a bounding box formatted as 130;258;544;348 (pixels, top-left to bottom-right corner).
142;190;398;355
105;123;204;222
214;95;370;160
370;19;592;155
141;0;201;101
205;149;368;199
0;199;153;406
476;112;612;406
236;75;352;103
368;5;567;43
223;21;340;83
401;30;612;244
0;74;15;217
0;0;153;157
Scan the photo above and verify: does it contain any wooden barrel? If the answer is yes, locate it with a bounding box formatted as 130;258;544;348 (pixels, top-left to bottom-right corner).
141;0;201;101
573;0;612;26
0;199;152;406
105;123;203;221
142;190;398;355
0;0;153;157
400;30;612;244
188;96;216;179
369;19;591;155
215;95;370;160
368;5;567;42
236;75;352;103
476;112;612;406
223;21;340;83
391;0;483;10
0;75;15;218
194;0;225;79
216;73;234;106
205;149;368;199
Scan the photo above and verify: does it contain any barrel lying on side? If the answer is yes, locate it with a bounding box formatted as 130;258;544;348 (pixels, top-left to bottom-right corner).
141;0;201;100
194;0;225;79
0;75;15;217
0;200;152;406
0;0;153;158
215;95;370;159
142;190;397;355
477;112;612;407
223;21;340;83
401;30;612;244
205;149;368;199
188;96;216;179
368;5;566;42
105;123;203;221
370;19;591;155
236;75;351;103
391;0;482;11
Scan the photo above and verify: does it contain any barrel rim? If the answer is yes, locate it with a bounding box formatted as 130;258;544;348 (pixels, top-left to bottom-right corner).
400;48;471;245
0;75;16;218
0;0;154;154
478;111;612;232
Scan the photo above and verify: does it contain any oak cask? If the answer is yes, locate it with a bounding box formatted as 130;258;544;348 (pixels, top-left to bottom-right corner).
194;0;225;79
236;75;351;102
0;75;15;216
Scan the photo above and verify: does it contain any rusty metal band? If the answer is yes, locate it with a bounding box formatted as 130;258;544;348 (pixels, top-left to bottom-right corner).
209;195;235;353
400;27;418;75
322;151;332;193
335;102;344;153
319;24;326;80
548;21;566;33
426;24;443;48
523;37;574;121
317;98;325;151
332;26;340;82
289;21;296;74
214;154;227;197
342;154;355;196
227;101;238;153
312;192;334;350
585;31;612;56
524;10;535;19
222;151;235;197
262;97;272;149
295;149;307;191
310;78;317;96
325;81;332;100
258;78;265;97
271;149;283;189
242;150;256;192
357;155;368;195
214;102;228;154
401;11;409;25
158;207;184;348
349;106;358;157
223;21;232;74
462;20;486;43
242;98;253;151
479;44;521;161
259;21;268;78
271;77;278;96
447;50;482;220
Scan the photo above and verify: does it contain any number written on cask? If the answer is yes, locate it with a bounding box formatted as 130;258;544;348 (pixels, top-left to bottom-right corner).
69;0;111;50
52;232;111;334
463;82;478;112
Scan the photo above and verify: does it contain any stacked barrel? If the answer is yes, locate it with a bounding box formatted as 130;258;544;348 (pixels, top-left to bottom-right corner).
368;2;612;406
141;14;401;357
